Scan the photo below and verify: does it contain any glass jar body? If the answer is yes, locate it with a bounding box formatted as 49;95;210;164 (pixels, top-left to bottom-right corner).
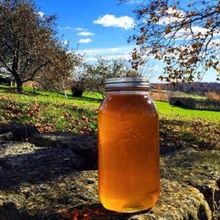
98;90;160;213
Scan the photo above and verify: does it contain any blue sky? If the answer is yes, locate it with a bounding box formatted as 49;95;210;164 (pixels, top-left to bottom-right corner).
35;0;218;83
35;1;136;56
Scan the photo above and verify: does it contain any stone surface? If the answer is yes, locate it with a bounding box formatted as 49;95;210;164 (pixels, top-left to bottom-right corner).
0;122;38;141
0;171;212;220
0;141;85;189
161;149;220;220
29;132;98;169
0;124;219;219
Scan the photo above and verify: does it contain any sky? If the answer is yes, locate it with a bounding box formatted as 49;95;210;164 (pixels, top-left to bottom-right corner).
34;0;219;83
35;0;137;58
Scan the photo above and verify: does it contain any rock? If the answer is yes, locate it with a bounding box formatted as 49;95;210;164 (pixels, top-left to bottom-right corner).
30;132;97;169
56;173;212;220
0;141;86;188
0;122;38;141
0;202;32;220
0;115;6;121
0;132;15;141
160;149;220;220
29;132;67;147
0;171;212;220
0;163;6;180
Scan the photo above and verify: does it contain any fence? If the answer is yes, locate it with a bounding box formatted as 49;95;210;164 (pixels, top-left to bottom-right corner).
169;97;220;111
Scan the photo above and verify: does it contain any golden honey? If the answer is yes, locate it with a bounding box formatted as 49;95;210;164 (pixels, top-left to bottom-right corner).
98;78;160;213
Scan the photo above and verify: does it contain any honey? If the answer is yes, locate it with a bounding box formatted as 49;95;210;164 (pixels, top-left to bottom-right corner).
98;78;160;213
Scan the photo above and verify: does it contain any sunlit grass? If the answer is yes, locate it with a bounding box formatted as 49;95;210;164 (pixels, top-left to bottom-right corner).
0;85;219;149
155;101;220;121
0;85;101;109
1;85;219;120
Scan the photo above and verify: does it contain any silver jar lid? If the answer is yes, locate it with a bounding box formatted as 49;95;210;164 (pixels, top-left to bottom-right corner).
105;77;150;90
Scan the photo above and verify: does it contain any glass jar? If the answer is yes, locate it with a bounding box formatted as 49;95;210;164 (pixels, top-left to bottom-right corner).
98;77;160;213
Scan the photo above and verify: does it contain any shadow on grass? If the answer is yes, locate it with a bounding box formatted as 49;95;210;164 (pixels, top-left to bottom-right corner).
0;85;48;97
69;95;102;103
0;85;102;103
159;118;219;152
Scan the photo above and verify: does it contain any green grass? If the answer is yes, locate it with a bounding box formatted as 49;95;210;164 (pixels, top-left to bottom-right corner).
155;101;220;121
154;101;219;150
0;85;219;150
0;85;102;108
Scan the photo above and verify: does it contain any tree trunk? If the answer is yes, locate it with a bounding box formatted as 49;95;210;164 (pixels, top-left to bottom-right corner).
13;72;23;93
16;80;22;93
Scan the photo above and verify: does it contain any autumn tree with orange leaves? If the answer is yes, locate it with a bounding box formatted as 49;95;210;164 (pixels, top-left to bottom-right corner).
118;0;220;83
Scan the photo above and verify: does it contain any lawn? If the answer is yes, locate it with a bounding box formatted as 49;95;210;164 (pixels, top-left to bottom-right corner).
155;101;220;121
0;85;219;150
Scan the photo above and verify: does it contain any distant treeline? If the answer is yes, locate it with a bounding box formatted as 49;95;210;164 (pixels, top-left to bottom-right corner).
151;82;220;95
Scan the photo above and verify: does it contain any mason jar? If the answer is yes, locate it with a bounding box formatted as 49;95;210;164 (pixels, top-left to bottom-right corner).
98;77;160;213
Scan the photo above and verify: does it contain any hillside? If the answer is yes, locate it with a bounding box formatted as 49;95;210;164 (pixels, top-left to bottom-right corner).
0;85;219;150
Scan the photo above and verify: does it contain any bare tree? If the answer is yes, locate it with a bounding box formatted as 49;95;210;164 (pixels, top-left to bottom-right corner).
118;0;220;83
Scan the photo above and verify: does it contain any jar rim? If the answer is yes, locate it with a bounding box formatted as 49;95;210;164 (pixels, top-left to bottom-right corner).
105;77;150;90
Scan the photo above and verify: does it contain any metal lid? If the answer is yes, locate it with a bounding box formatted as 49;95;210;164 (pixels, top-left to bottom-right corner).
105;77;150;90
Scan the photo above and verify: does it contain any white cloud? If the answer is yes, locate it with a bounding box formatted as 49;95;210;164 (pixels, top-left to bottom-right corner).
123;0;145;4
78;38;92;44
211;38;220;44
156;7;220;42
77;45;135;62
191;26;220;39
58;26;73;30
76;45;162;82
61;40;69;45
165;26;220;41
75;27;87;32
157;7;185;25
37;11;45;18
77;31;94;36
94;14;135;30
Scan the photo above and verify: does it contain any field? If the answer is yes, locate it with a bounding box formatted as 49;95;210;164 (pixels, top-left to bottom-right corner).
0;85;219;150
